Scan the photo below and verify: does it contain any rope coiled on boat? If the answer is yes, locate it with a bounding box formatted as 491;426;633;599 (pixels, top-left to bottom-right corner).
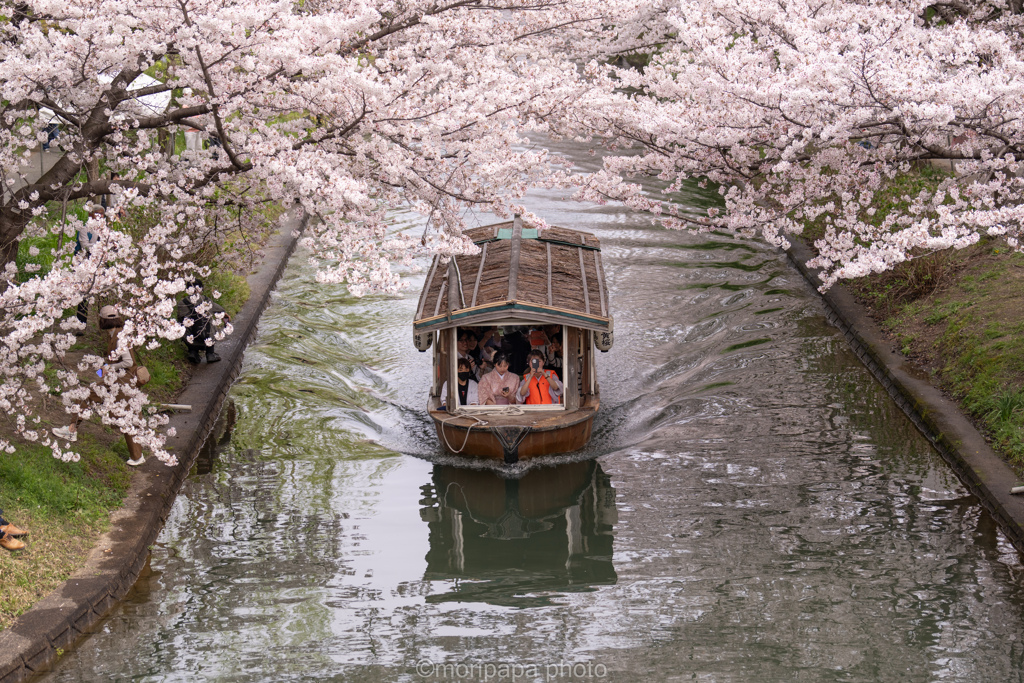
437;405;525;453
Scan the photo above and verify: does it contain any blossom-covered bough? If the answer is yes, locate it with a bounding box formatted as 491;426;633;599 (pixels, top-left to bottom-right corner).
0;0;656;461
580;0;1024;290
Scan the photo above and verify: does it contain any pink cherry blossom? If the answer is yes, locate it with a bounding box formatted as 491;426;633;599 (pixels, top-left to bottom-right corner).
577;0;1024;290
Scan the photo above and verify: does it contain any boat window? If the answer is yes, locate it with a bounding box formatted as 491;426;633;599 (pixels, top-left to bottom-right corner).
450;324;567;411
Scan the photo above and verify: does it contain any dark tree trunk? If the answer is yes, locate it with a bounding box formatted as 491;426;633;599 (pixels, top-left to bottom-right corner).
86;157;100;185
0;208;30;285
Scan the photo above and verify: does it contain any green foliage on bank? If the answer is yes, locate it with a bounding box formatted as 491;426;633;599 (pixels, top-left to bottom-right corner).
0;437;130;521
928;253;1024;464
850;241;1024;468
204;269;251;319
15;233;62;281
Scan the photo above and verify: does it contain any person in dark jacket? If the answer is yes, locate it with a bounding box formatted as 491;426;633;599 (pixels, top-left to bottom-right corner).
502;328;532;376
176;279;230;364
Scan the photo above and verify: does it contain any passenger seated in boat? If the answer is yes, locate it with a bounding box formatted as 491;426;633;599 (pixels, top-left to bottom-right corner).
440;358;479;409
463;328;483;363
456;331;481;380
516;350;564;405
478;327;500;363
546;333;563;381
478;352;519;405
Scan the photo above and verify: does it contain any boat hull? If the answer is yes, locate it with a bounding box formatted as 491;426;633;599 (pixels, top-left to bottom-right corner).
430;398;598;463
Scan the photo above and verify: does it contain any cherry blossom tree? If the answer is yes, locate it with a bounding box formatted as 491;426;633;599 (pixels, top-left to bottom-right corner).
0;0;649;460
579;0;1024;290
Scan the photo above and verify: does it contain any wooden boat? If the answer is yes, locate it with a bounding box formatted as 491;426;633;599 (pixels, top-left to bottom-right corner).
413;216;613;463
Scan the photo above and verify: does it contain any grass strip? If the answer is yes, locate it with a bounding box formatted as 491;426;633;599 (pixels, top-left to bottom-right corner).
0;436;131;628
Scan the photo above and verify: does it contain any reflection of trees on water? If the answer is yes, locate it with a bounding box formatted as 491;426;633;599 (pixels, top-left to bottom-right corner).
420;460;618;607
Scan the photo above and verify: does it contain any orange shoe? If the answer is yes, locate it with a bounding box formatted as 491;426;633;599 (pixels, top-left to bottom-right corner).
1;533;25;551
0;523;27;537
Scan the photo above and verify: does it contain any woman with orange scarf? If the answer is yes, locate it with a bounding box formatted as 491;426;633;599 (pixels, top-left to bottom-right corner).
515;350;564;405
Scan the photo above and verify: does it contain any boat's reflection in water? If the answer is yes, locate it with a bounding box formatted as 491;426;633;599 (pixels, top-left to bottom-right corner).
419;460;618;607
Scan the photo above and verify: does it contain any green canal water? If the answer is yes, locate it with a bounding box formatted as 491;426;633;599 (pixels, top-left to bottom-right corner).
43;147;1024;682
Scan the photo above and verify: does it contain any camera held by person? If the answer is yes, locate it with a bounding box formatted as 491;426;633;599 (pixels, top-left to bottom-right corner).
516;350;564;405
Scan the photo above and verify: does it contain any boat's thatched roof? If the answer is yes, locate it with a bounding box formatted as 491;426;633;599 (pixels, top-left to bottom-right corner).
413;218;612;332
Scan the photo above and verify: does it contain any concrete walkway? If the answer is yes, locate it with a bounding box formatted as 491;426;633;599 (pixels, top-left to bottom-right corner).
0;210;304;683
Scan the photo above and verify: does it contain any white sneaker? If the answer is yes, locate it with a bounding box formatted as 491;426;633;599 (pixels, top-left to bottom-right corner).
127;456;146;467
52;426;77;442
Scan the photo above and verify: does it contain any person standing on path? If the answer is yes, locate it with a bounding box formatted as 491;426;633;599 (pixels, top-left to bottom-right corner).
176;278;229;364
73;204;104;330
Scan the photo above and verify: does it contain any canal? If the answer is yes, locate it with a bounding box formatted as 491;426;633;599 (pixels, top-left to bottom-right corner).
43;145;1024;681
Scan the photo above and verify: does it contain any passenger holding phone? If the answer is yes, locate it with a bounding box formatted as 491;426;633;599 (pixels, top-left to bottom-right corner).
478;352;519;405
516;350;563;405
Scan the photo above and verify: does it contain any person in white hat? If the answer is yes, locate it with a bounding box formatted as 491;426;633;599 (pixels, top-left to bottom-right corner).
52;306;150;466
